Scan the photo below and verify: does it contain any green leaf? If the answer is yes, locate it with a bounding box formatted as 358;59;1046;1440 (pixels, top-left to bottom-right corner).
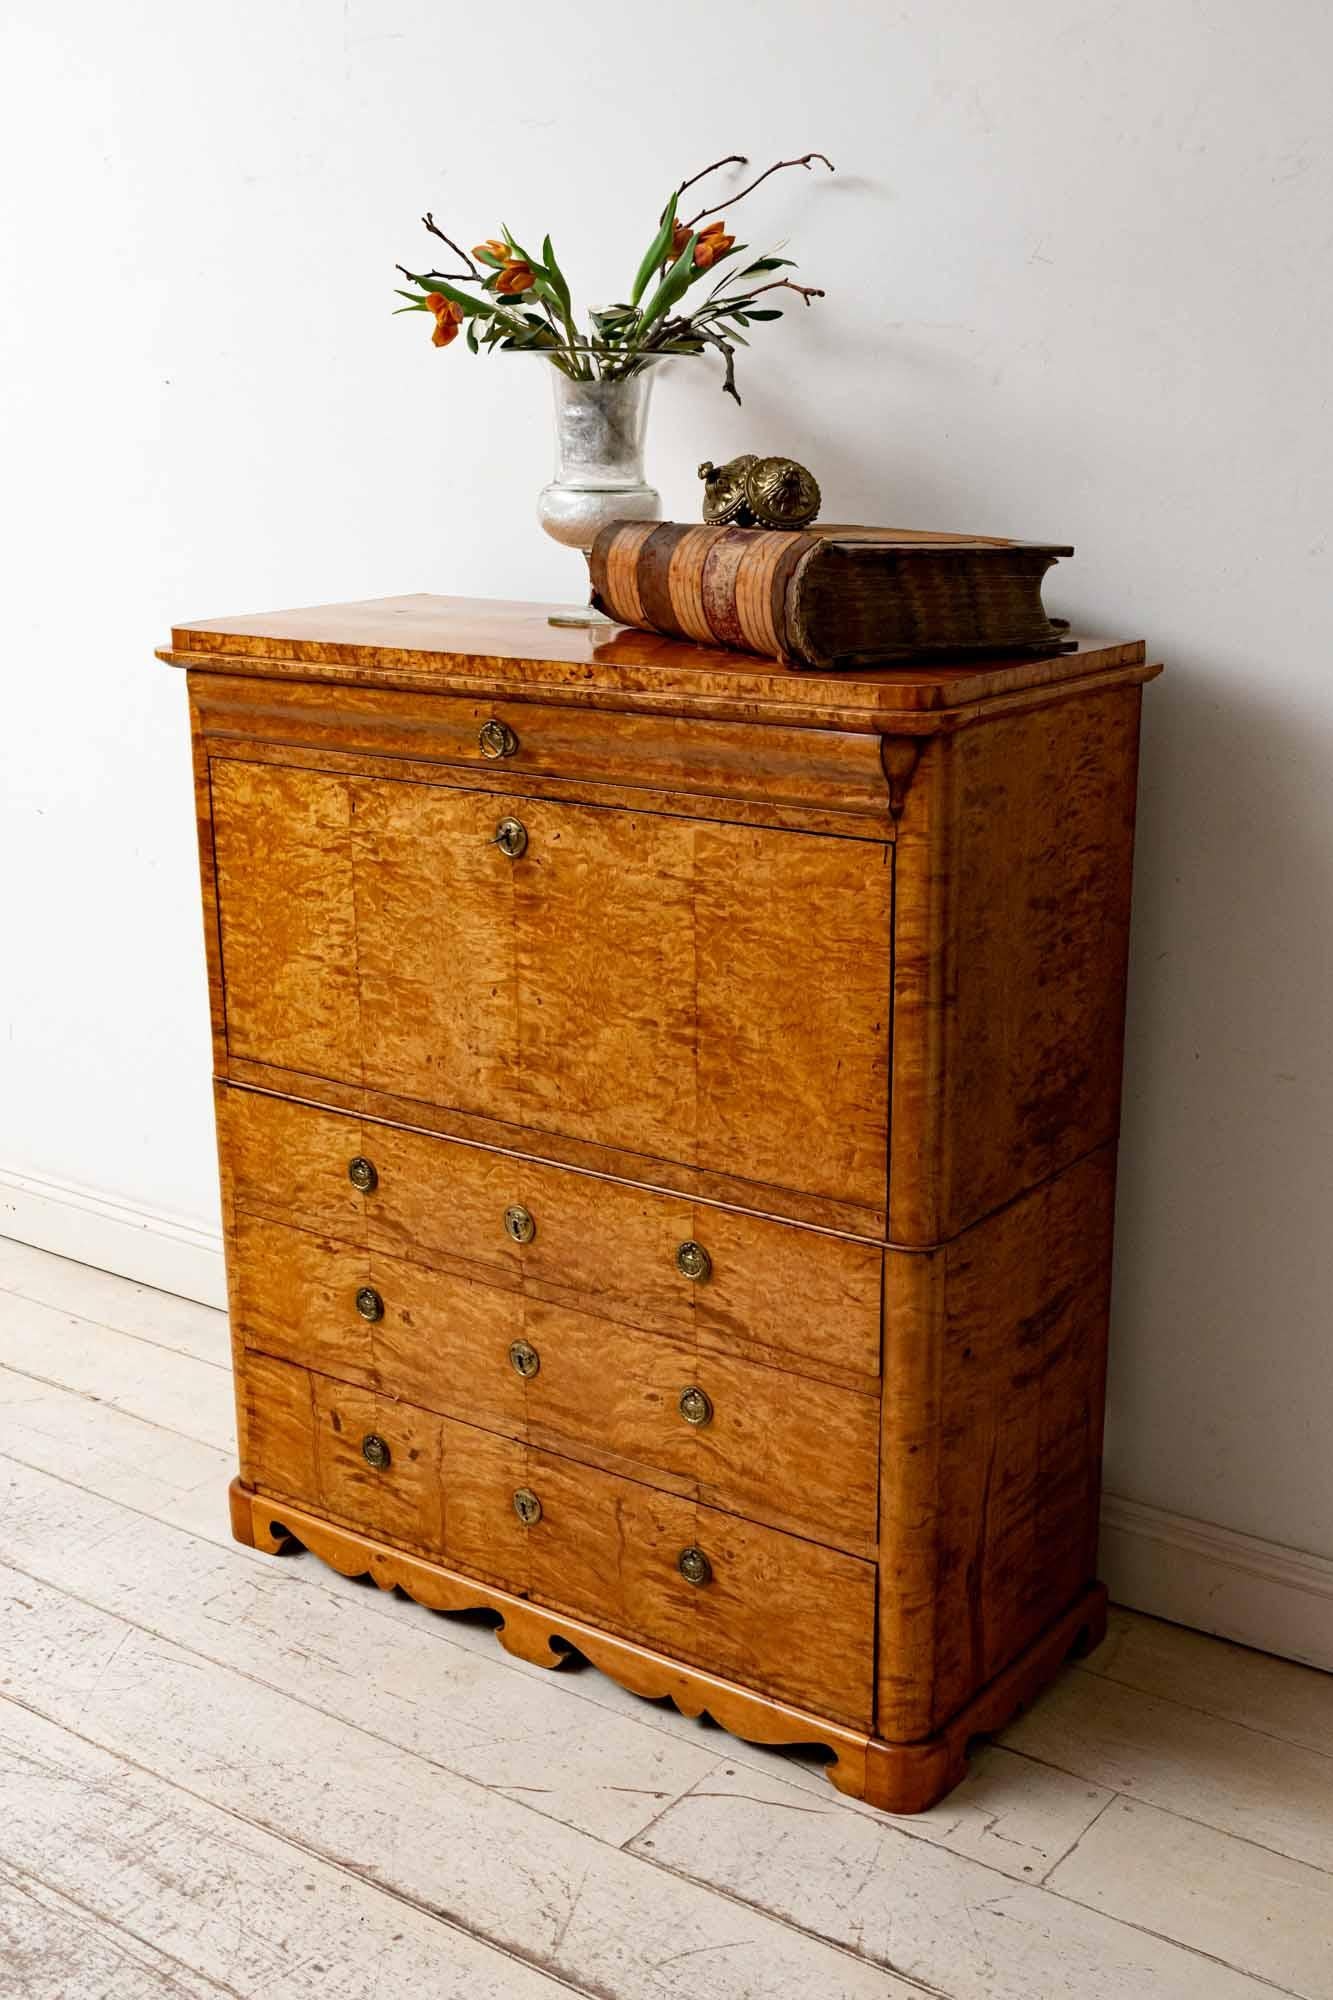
474;245;505;268
736;255;795;276
634;232;698;336
393;291;431;310
541;233;573;317
629;191;679;307
744;307;783;320
466;317;480;353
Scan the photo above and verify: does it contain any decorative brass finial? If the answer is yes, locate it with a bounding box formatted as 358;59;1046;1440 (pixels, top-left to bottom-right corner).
698;453;821;530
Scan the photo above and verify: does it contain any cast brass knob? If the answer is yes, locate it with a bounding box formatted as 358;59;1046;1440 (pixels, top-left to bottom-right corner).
479;718;518;759
509;1339;541;1379
355;1285;384;1323
675;1240;712;1283
513;1486;542;1525
677;1545;712;1586
361;1433;391;1471
347;1155;378;1193
504;1203;536;1245
493;817;528;859
678;1386;713;1427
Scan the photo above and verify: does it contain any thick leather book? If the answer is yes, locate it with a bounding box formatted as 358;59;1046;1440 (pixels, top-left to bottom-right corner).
588;520;1074;670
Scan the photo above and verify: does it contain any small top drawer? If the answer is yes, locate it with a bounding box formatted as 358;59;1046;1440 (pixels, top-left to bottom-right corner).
219;1087;883;1384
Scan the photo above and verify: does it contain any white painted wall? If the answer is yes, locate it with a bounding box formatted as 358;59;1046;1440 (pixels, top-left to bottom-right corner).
3;4;1331;1624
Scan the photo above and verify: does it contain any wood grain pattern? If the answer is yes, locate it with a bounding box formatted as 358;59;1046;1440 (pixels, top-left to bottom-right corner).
889;683;1145;1244
238;1364;876;1726
211;774;891;1206
877;1146;1117;1741
218;1084;884;1382
161;592;1159;736
172;591;1157;1817
229;1209;878;1547
210;760;361;1079
189;670;899;834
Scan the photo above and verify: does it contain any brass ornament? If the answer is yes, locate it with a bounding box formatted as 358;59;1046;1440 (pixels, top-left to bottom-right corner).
698;455;758;525
504;1203;537;1246
508;1338;541;1379
478;718;518;759
361;1433;391;1471
347;1155;378;1193
678;1385;713;1428
674;1239;712;1283
698;452;821;530
677;1545;712;1587
513;1486;543;1526
355;1285;384;1323
493;816;528;859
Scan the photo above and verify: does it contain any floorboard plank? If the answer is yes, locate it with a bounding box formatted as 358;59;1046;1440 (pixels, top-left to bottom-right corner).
626;1762;1290;2000
0;1292;234;1448
0;1696;591;2000
1087;1606;1333;1756
1000;1663;1333;1873
1049;1794;1333;1999
0;1552;924;2000
0;1238;230;1366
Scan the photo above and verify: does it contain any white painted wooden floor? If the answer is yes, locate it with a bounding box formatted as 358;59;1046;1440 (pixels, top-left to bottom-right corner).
1;1237;1330;2000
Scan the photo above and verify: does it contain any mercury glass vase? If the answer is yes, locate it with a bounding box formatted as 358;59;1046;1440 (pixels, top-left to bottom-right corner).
537;364;661;554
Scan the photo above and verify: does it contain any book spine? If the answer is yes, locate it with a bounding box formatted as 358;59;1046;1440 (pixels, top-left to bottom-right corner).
589;522;821;662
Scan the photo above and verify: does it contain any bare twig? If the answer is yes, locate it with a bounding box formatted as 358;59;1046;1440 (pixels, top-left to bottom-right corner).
684;152;834;226
730;277;826;306
675;153;748;200
420;212;483;280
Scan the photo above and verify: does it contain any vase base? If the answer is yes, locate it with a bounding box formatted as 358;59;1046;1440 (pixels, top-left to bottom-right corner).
547;608;620;630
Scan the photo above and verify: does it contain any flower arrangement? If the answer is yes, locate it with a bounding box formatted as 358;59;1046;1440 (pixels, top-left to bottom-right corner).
395;152;833;404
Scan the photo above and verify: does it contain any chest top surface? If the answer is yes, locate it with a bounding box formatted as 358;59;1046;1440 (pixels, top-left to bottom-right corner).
160;592;1156;733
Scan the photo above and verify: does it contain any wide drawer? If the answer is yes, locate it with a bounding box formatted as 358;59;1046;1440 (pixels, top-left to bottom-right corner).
208;758;891;1207
219;1086;883;1384
242;1352;876;1727
233;1211;879;1550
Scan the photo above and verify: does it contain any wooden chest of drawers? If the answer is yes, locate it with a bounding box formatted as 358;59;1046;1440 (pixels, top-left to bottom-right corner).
162;593;1160;1811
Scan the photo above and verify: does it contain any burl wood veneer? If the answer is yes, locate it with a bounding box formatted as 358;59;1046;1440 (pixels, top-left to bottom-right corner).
162;593;1159;1812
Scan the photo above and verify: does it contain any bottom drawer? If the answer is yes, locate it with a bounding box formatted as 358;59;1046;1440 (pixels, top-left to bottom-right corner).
242;1352;875;1727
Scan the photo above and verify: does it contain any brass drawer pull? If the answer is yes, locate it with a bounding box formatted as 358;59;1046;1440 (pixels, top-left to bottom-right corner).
675;1240;712;1283
493;817;528;859
677;1545;712;1587
504;1203;536;1245
479;718;518;759
361;1433;391;1471
513;1486;542;1525
347;1155;378;1193
678;1386;712;1427
509;1339;541;1379
355;1285;384;1323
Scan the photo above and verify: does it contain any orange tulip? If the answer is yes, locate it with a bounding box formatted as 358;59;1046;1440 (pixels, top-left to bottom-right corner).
670;216;734;268
495;259;534;296
473;238;510;264
426;294;465;348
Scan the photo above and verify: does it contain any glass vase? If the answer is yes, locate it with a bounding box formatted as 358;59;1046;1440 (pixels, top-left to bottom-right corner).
537;365;661;554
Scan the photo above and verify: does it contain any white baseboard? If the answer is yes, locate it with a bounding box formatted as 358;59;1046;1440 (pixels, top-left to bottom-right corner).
0;1165;226;1310
1100;1493;1333;1672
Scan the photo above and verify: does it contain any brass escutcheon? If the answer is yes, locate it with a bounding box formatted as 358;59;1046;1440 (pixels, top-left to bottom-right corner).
361;1433;391;1471
513;1486;542;1526
675;1240;712;1283
355;1285;384;1323
478;718;518;759
509;1339;541;1379
677;1544;712;1586
493;817;528;859
347;1155;378;1193
678;1385;713;1427
504;1203;536;1246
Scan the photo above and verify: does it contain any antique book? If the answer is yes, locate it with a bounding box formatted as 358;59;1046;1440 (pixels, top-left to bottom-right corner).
588;520;1074;669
